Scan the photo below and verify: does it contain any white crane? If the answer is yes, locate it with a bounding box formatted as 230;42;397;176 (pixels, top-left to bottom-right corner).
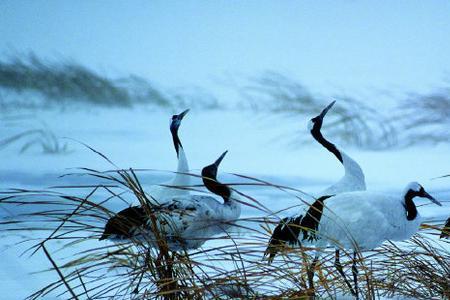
100;151;241;251
272;182;441;298
147;109;191;203
309;100;366;195
265;101;366;261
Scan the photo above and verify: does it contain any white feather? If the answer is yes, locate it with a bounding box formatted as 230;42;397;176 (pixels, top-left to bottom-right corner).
315;189;422;250
320;151;366;196
132;191;241;251
147;146;191;203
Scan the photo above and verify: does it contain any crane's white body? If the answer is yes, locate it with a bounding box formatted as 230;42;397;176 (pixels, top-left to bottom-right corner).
316;191;421;250
268;183;440;298
320;151;366;196
103;151;241;252
293;150;366;220
147;146;191;203
143;192;241;250
108;192;241;251
266;102;368;260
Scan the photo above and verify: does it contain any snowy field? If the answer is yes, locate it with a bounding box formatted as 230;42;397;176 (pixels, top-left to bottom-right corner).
1;2;450;298
0;107;449;299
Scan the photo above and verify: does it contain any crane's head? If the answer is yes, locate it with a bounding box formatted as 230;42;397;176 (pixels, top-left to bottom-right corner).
405;182;442;206
202;151;231;201
307;100;336;132
202;151;228;181
170;109;190;132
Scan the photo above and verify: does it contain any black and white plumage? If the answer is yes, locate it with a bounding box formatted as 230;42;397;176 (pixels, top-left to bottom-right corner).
268;182;441;297
266;182;441;257
147;109;191;203
100;151;241;251
264;195;333;258
441;217;450;239
310;100;366;195
265;101;366;261
286;182;440;250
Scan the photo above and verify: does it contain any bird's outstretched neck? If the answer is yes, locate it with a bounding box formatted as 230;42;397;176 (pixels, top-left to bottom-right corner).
201;151;232;203
172;146;189;185
311;101;366;194
170;109;190;186
171;130;182;158
310;101;343;164
403;190;418;221
170;109;189;159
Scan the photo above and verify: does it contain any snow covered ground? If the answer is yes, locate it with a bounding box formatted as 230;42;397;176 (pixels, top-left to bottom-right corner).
1;107;449;299
2;2;450;298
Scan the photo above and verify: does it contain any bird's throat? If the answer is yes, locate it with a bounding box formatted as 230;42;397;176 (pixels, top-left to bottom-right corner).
404;191;418;221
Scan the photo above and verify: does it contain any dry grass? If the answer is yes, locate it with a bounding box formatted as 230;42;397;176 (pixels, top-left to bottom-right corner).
0;114;69;154
3;52;450;149
261;218;449;299
233;72;450;149
238;72;397;150
395;86;450;146
374;232;450;299
0;53;219;110
1;149;449;299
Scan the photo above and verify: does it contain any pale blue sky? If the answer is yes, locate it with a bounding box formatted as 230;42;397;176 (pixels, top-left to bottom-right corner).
1;1;450;98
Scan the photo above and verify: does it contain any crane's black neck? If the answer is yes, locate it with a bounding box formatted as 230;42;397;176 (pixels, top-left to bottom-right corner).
170;126;183;158
404;190;419;221
310;119;343;164
300;195;334;241
202;165;231;203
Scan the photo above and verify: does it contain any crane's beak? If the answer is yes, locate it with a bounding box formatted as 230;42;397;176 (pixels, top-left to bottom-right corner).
423;191;442;206
319;100;336;119
170;109;190;131
178;108;190;120
213;150;228;167
201;151;228;185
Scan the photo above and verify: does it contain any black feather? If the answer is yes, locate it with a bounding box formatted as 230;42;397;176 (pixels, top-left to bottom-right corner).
202;165;231;202
440;217;450;239
264;215;303;263
403;189;421;221
100;206;147;240
310;109;343;164
264;195;334;263
300;195;333;241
